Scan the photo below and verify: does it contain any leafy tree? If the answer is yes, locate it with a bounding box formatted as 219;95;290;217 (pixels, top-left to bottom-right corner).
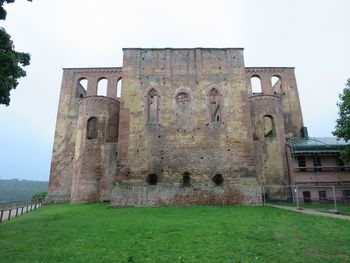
0;0;31;106
333;78;350;162
32;190;48;201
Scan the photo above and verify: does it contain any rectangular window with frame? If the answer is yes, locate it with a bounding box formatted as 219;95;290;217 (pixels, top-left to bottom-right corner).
343;190;350;200
318;190;327;200
313;155;322;171
297;156;306;171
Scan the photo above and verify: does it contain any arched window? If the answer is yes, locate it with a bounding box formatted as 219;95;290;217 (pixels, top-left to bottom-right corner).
147;174;158;185
97;78;108;96
86;117;98;139
209;88;221;122
212;174;223;186
116;78;122;98
77;78;87;99
251;76;262;93
148;89;159;122
271;75;281;94
182;172;191;187
263;115;274;137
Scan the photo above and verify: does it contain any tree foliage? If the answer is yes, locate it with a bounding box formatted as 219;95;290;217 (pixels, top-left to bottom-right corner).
0;0;31;106
333;79;350;162
32;190;48;201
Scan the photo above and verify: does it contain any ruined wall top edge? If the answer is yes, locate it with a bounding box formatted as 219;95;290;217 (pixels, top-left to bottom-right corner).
248;94;282;101
63;67;122;72
122;47;244;51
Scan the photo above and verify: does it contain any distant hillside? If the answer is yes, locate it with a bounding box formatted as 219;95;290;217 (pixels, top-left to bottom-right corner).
0;179;48;203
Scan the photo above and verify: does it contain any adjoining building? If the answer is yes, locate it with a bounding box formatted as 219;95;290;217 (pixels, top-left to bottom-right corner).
48;47;327;206
286;137;350;204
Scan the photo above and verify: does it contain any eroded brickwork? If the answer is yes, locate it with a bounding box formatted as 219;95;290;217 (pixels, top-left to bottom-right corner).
117;48;256;187
48;48;304;205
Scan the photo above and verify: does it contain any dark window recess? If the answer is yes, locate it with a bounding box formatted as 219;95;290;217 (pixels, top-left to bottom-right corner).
86;117;98;139
182;173;190;187
303;191;311;203
336;155;345;171
147;174;158;185
212;174;223;186
313;155;322;171
297;156;306;171
318;191;327;200
343;190;350;200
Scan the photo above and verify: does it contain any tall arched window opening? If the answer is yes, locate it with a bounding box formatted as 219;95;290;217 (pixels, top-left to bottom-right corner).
97;78;108;96
116;78;122;98
148;89;159;122
182;172;191;187
77;78;87;98
263;115;274;138
86;117;98;139
271;76;281;94
209;88;221;122
251;76;262;93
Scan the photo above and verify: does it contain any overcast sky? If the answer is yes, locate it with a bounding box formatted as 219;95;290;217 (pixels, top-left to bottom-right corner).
0;0;349;181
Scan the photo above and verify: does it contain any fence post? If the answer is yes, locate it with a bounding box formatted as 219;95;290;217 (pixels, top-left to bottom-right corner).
332;186;338;212
0;210;3;223
8;209;11;221
296;185;300;209
262;185;265;206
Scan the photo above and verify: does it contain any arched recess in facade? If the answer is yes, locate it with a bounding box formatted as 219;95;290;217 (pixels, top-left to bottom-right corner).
116;77;122;98
209;87;221;122
77;78;88;98
263;115;275;138
271;75;282;94
251;75;262;93
86;117;98;139
97;77;108;96
147;88;159;122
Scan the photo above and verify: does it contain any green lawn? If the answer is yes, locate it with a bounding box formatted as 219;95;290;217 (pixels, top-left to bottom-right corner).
1;204;350;263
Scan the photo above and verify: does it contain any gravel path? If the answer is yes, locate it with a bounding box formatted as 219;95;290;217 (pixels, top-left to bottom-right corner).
267;204;350;220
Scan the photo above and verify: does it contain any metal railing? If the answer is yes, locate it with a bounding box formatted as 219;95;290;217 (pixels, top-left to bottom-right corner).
262;185;350;215
0;199;44;223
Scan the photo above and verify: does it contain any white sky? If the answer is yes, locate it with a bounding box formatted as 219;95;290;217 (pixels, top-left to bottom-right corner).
0;0;349;181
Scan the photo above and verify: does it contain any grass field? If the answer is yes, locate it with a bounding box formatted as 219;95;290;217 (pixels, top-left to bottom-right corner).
1;204;350;263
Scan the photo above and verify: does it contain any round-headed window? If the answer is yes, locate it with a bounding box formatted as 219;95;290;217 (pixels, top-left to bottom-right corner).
182;172;191;187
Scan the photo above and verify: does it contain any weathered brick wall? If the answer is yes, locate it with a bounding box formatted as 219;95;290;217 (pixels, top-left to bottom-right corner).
249;95;289;189
246;67;303;138
117;48;256;189
71;96;119;203
110;178;262;207
48;68;122;203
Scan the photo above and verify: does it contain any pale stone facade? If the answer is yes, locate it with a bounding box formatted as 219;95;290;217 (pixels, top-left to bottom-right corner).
48;48;304;205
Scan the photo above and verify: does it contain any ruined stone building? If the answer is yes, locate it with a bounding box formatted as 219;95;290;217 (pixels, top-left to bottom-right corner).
48;48;306;206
